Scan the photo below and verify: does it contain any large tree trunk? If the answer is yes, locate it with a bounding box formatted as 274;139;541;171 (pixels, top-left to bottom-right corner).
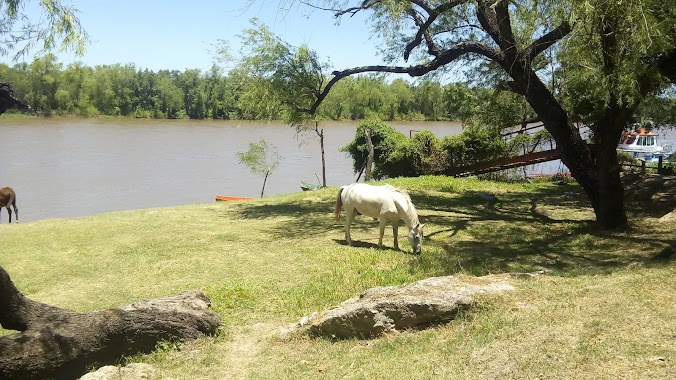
0;266;220;380
590;111;632;227
510;67;628;229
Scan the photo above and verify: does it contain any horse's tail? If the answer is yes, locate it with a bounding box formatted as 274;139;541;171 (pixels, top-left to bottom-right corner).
10;190;17;211
334;187;344;221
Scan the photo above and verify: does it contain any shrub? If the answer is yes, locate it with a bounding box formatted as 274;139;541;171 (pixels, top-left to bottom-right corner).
341;119;405;174
377;132;417;178
343;121;513;179
411;130;447;174
442;126;509;168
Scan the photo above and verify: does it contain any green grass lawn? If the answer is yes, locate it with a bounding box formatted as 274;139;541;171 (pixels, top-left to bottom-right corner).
1;176;673;379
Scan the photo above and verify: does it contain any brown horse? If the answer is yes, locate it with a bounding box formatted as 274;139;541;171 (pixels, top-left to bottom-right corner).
0;187;19;223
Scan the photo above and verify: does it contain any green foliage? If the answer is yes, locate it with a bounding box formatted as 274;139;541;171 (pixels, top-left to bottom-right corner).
237;138;280;197
374;130;448;178
342;120;512;179
340;118;405;174
411;130;446;173
0;0;89;59
507;129;555;155
636;90;676;125
237;139;279;176
442;126;509;168
560;0;676;120
376;132;417;178
233;19;330;124
2;51;669;123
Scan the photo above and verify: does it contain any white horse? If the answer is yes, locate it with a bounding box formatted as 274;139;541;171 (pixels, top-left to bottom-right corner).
334;183;425;254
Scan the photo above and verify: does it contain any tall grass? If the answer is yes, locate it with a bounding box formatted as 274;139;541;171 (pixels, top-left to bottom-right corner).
1;176;673;379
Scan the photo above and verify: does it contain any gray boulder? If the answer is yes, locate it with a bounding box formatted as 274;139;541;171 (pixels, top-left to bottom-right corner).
78;364;157;380
286;276;514;339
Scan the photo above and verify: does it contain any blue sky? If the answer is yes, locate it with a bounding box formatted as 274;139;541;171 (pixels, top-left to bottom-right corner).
3;0;392;72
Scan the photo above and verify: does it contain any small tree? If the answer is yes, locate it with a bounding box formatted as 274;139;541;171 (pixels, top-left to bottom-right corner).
237;139;280;197
230;20;332;187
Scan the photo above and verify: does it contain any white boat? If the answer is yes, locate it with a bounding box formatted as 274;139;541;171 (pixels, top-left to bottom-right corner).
618;128;673;161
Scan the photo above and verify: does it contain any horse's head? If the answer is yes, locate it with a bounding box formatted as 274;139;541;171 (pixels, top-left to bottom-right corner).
408;223;425;255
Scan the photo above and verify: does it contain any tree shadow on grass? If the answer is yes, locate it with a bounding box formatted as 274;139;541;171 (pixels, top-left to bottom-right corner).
227;199;338;239
410;186;590;228
424;231;666;278
223;186;671;276
407;187;669;277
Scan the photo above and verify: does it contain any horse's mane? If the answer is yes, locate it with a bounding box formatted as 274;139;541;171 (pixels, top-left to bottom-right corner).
385;184;419;225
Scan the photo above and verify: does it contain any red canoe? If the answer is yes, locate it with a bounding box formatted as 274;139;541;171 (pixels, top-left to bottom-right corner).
215;195;255;201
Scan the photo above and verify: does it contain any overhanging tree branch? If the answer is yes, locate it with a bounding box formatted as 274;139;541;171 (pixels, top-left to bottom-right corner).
476;1;502;49
404;0;469;61
492;0;518;55
334;0;383;17
305;41;500;114
406;7;441;59
523;21;572;62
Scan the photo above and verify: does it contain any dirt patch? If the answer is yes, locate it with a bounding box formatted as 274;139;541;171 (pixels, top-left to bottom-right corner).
622;174;676;218
223;323;277;380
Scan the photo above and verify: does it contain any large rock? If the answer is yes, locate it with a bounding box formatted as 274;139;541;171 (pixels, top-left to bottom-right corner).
78;364;157;380
659;209;676;222
286;276;514;339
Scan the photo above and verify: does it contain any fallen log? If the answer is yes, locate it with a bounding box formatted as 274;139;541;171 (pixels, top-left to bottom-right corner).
0;266;220;380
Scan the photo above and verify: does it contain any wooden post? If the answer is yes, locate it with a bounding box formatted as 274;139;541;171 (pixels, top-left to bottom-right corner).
658;155;663;174
319;125;326;187
641;160;646;175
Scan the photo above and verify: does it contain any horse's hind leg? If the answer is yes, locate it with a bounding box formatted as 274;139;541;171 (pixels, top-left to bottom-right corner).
345;207;357;246
392;222;400;251
6;206;11;224
12;200;18;223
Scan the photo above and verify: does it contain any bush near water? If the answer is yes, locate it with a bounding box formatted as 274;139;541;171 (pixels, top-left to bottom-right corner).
341;119;554;179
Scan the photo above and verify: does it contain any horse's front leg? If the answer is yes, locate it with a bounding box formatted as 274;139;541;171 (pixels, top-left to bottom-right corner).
378;217;387;248
7;207;12;224
392;222;399;251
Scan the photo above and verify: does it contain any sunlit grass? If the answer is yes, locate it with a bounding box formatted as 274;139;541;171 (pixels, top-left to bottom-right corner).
1;176;673;379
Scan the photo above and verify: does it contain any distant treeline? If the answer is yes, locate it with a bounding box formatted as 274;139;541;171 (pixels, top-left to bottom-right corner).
0;54;528;125
1;54;672;127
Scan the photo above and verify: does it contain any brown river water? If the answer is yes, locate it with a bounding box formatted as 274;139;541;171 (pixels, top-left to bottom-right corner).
3;118;673;222
0;118;463;222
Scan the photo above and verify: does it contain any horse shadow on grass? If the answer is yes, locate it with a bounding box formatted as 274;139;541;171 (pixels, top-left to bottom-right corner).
331;238;421;255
